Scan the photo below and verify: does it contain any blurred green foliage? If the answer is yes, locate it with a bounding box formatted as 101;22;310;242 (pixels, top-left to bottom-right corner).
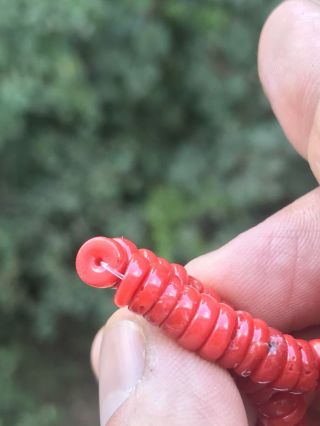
0;0;315;424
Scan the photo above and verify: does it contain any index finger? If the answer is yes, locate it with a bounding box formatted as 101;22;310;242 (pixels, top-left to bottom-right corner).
186;187;320;332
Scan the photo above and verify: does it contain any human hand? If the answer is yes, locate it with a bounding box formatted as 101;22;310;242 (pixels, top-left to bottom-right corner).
91;1;320;424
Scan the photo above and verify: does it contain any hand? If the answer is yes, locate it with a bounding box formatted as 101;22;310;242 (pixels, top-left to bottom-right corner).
91;1;320;424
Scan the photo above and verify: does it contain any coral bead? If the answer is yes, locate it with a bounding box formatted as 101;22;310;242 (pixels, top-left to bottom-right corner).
129;263;170;315
114;236;138;258
178;293;220;351
187;276;204;293
76;237;127;288
219;310;254;369
234;318;270;377
198;303;237;361
114;253;150;307
251;328;288;384
272;335;302;391
139;248;159;264
293;339;318;393
258;393;306;425
171;263;188;282
161;286;201;339
145;275;183;326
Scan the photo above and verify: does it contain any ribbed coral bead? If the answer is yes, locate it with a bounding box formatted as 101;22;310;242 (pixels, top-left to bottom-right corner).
258;393;307;426
114;252;150;307
128;263;170;315
178;293;220;351
218;310;254;369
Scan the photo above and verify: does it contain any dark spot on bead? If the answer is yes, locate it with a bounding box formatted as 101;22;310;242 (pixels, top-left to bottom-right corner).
268;338;278;353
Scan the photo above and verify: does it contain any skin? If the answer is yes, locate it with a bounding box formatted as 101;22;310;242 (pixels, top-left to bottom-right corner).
91;1;320;424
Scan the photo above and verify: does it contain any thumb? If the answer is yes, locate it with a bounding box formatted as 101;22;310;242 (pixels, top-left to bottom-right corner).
91;308;251;426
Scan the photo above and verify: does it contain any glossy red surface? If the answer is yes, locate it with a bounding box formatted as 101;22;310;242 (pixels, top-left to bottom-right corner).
187;275;204;293
251;328;287;384
272;335;302;391
219;310;254;369
203;286;221;302
114;252;150;307
75;236;127;288
114;237;138;259
293;339;318;393
157;256;172;271
145;275;182;325
138;248;159;264
198;302;237;361
259;392;300;417
259;392;306;425
234;318;270;377
129;263;170;315
171;263;188;285
310;339;320;389
76;236;320;426
178;293;220;351
161;286;200;339
258;393;306;425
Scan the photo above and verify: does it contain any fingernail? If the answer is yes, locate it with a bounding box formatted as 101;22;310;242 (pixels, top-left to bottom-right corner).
91;327;104;380
308;102;320;183
99;320;146;426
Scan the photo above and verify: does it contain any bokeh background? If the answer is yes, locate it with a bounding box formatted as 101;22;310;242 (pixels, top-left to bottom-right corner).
0;0;316;425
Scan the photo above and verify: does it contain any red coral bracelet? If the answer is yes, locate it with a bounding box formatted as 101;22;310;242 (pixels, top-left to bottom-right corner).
75;236;320;426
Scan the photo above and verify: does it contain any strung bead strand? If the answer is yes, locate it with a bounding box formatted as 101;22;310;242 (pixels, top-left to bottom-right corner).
76;236;320;425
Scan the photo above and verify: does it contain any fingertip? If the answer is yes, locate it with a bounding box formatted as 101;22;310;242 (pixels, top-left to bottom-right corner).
99;319;146;426
258;0;320;159
93;311;248;426
91;327;104;379
185;188;320;331
308;102;320;183
91;308;143;380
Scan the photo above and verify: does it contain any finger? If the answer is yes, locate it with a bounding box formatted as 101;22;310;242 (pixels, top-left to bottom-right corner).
91;308;250;426
91;327;103;379
258;0;320;180
186;187;320;332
